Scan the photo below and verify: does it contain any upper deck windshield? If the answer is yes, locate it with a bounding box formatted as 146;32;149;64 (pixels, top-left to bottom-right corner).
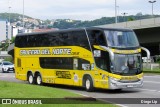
104;30;139;48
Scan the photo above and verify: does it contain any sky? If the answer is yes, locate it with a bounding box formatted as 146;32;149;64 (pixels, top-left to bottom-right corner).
0;0;159;21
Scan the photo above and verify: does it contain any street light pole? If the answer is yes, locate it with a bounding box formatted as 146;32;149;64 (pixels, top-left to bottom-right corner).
115;0;117;23
121;12;128;22
148;0;156;16
8;0;11;25
9;6;11;24
23;0;24;30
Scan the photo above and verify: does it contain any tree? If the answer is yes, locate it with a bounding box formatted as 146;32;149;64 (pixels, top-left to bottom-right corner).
128;17;134;21
11;37;15;44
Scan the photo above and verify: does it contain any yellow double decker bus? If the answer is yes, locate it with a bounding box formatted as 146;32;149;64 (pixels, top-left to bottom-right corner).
14;27;150;91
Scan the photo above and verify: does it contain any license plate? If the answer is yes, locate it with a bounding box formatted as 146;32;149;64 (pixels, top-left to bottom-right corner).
127;85;134;87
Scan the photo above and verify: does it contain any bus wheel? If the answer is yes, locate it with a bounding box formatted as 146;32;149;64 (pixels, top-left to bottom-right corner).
114;89;122;92
28;73;34;84
36;74;42;85
84;76;94;92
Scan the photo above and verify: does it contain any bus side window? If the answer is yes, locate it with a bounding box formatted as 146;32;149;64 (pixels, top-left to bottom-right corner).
60;33;72;46
40;57;73;69
47;33;60;46
71;31;90;50
36;34;44;47
87;30;106;46
17;58;21;67
15;36;27;48
96;33;106;46
27;35;36;47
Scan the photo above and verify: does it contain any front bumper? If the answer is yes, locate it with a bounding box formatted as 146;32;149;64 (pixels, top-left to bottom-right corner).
109;77;143;89
3;68;14;72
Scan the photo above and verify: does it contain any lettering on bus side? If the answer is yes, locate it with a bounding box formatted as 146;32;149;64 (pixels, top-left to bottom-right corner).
20;48;80;56
20;49;51;55
53;48;71;55
20;50;41;55
56;71;71;79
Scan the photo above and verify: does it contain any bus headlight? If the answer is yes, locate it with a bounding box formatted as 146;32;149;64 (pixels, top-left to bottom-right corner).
109;77;119;83
109;77;120;88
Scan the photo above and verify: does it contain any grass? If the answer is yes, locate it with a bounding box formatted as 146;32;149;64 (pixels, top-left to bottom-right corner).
0;81;116;107
0;81;79;98
143;68;160;74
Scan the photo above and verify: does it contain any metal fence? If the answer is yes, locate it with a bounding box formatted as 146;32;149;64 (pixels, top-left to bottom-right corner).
142;55;160;70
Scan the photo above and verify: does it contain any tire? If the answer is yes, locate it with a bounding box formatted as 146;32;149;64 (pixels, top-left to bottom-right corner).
114;89;122;92
2;69;4;73
36;74;42;85
28;73;35;84
84;76;94;92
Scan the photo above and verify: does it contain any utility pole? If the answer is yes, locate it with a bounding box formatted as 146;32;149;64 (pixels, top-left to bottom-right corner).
115;0;117;23
116;6;119;23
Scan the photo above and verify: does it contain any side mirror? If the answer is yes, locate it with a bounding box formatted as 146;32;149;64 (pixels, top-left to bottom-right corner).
141;47;150;59
100;46;114;61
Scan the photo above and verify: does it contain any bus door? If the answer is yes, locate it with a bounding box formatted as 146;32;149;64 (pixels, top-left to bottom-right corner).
93;49;109;88
62;58;80;86
73;58;80;86
87;29;110;88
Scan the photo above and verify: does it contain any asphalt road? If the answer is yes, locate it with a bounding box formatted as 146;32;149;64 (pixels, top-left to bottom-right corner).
0;73;160;107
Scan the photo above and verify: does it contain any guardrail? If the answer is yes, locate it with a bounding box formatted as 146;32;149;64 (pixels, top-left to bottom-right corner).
98;17;160;29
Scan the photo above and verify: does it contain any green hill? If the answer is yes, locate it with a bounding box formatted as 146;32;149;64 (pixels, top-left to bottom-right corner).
0;12;32;22
0;12;160;29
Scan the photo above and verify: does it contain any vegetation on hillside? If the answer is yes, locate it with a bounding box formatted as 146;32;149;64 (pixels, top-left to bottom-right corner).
0;12;160;29
0;13;32;23
53;14;160;29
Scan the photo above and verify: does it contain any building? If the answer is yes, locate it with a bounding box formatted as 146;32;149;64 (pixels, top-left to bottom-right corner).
0;19;13;42
0;19;8;41
0;51;11;62
12;26;18;37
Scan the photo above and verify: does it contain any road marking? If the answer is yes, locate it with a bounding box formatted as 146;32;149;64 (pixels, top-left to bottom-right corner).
144;75;160;78
137;88;157;92
98;98;128;107
144;81;160;84
75;93;89;97
0;75;15;78
74;92;128;107
136;88;160;93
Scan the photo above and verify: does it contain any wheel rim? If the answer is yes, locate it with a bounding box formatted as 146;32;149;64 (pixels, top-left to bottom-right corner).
86;79;90;90
37;76;41;85
29;75;33;84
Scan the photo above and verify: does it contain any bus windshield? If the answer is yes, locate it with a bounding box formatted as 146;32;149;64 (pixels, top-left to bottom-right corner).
111;54;142;75
104;30;139;48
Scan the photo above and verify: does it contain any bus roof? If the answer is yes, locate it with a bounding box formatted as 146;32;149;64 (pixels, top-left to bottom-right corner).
16;27;133;37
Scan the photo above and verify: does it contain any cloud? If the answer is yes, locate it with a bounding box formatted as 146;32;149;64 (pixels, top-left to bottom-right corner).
0;0;159;20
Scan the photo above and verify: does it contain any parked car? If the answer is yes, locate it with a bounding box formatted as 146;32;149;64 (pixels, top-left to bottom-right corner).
0;61;14;73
